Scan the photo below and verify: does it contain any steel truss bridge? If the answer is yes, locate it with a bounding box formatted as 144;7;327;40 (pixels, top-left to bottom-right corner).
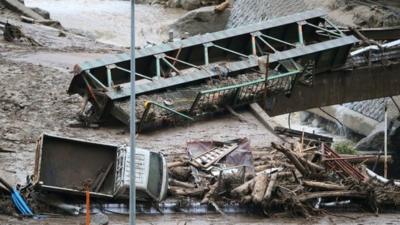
67;10;400;129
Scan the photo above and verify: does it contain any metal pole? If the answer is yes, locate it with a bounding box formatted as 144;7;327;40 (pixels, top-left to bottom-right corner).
129;0;136;224
384;103;388;178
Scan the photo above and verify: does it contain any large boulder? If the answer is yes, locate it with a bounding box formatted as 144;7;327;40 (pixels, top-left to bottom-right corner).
168;0;182;8
355;122;385;151
169;5;230;37
355;118;400;152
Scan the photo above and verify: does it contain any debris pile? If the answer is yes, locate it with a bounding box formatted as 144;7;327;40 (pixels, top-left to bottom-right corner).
167;136;400;217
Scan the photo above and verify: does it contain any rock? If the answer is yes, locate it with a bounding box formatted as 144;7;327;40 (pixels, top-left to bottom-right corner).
170;6;230;37
91;212;109;225
355;121;385;151
168;0;182;8
181;0;201;10
30;7;50;19
355;118;400;152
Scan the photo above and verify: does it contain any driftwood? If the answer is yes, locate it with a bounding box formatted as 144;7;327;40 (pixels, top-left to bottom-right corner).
297;157;324;173
302;180;348;191
272;142;309;176
167;161;188;169
349;26;383;49
255;165;270;173
231;179;255;198
169;186;208;197
169;179;196;189
201;181;219;204
263;173;277;201
214;0;230;13
251;174;269;204
165;137;400;218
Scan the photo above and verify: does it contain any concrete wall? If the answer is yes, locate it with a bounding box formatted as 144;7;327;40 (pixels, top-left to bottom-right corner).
227;0;309;28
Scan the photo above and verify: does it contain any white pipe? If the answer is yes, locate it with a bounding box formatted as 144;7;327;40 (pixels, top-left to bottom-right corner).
366;168;400;187
350;39;400;56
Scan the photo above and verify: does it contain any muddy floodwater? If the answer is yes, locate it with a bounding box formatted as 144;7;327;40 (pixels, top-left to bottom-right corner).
2;212;400;224
25;0;186;47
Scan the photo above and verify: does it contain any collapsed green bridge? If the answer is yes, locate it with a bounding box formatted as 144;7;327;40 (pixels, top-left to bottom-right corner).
67;9;400;130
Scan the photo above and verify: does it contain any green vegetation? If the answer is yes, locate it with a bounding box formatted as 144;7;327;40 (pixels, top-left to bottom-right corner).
333;141;358;155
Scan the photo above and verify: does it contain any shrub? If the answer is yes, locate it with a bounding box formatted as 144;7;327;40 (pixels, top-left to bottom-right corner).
333;141;358;155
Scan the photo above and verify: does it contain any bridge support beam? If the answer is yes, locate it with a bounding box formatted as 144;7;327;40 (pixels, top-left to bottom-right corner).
265;62;400;116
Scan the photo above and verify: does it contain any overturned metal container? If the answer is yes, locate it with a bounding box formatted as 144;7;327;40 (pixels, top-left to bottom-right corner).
33;133;168;202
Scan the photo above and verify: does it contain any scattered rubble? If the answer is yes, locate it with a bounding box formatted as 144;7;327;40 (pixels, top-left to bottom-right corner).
1;128;397;220
166;133;400;217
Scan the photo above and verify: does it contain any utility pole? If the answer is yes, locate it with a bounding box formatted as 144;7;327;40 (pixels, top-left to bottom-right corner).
129;0;136;224
384;103;388;178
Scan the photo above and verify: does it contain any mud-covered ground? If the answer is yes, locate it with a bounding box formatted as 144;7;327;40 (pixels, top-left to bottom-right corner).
1;0;400;224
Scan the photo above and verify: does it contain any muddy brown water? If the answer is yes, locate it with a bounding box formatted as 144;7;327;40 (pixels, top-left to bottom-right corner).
25;0;186;47
2;213;400;224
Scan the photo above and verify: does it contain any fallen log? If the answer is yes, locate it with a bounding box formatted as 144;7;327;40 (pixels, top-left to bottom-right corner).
252;174;269;204
324;155;393;164
201;181;219;204
297;157;325;172
167;161;188;168
272;142;309;176
168;186;207;197
214;0;230;13
255;165;270;173
169;179;196;189
231;178;255;198
263;173;277;202
302;180;348;191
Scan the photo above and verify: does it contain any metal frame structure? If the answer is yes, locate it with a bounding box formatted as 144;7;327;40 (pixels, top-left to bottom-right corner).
68;10;358;126
136;60;304;130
